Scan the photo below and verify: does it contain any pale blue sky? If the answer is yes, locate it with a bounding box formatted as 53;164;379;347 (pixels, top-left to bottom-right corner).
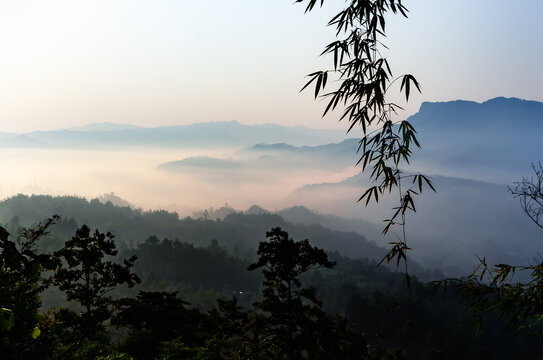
1;0;542;132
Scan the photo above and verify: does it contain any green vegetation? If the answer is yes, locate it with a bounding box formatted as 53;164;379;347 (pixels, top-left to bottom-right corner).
296;0;435;282
0;194;442;281
0;204;541;358
0;0;539;358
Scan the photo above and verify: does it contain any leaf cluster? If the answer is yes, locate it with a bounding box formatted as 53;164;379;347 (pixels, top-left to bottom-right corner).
297;0;435;269
434;255;543;335
0;217;61;358
433;163;543;334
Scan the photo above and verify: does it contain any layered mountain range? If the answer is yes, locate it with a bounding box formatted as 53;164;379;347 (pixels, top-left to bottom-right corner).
0;121;346;148
1;96;541;277
157;97;543;275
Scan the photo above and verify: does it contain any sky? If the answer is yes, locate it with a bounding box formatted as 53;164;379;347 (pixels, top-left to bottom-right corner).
1;0;543;133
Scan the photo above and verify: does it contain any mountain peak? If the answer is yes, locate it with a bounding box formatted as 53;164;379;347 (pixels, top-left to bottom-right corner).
412;97;543;133
66;122;144;132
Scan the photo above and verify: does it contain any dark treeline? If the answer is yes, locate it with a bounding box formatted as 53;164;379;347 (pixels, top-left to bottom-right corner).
0;195;382;260
0;194;442;281
0;211;542;359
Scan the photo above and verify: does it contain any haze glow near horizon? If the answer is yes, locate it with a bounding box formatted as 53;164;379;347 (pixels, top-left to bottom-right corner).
1;0;542;133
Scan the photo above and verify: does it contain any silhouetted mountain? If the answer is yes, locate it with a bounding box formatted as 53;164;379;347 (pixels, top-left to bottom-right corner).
412;97;543;134
3;134;46;148
158;156;243;171
249;143;297;152
409;97;543;182
66;122;146;132
245;205;270;215
192;205;238;220
156;97;543;184
159;138;360;172
240;138;359;158
0;121;346;149
290;171;542;276
276;205;383;242
97;192;135;208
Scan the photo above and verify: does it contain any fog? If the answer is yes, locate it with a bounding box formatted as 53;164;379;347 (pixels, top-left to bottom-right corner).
0;146;359;216
0;97;541;278
2;138;538;278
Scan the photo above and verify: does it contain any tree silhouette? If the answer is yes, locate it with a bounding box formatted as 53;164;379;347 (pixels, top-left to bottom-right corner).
113;291;207;360
510;162;543;230
295;0;435;300
248;227;367;358
297;0;434;231
53;225;140;339
0;217;60;359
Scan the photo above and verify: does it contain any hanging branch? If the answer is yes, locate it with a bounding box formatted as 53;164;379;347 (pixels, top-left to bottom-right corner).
296;1;435;278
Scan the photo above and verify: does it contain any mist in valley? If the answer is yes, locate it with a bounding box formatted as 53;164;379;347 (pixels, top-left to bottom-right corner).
3;1;543;357
2;97;542;279
0;144;358;216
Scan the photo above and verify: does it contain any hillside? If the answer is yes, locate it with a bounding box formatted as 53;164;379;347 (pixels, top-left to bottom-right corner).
290;171;543;276
408;97;543;183
0;194;441;279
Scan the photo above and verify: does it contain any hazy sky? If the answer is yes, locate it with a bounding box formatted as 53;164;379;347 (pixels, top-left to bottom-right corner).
1;0;543;133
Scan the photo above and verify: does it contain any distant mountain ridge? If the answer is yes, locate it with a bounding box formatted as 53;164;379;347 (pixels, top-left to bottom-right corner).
289;170;543;276
404;97;543;183
66;122;145;132
240;138;359;156
0;120;347;148
158;138;360;172
0;97;540;161
412;97;543;134
158;156;244;170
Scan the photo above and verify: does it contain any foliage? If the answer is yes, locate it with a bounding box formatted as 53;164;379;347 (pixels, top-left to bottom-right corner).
510;162;543;230
0;217;60;359
435;257;543;335
52;225;140;340
50;334;134;360
435;163;543;334
296;0;435;272
0;216;539;358
113;291;207;360
156;338;194;360
129;236;260;300
203;297;251;359
247;227;368;359
293;1;436;321
0;194;393;269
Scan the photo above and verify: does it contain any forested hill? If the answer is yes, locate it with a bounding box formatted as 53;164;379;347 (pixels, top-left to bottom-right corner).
2;195;538;358
0;194;441;280
0;194;384;256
